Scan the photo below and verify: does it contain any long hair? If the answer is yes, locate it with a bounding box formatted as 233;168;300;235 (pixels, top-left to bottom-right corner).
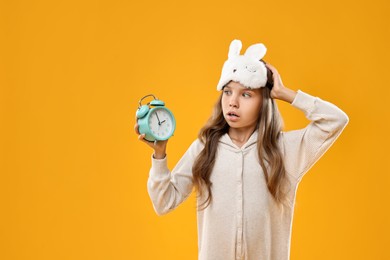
192;93;229;210
256;86;290;207
192;64;290;210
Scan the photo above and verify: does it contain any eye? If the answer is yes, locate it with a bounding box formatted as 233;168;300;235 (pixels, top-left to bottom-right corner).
223;90;232;95
243;92;251;98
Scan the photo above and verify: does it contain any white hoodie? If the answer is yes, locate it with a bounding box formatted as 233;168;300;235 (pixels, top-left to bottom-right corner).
147;90;349;260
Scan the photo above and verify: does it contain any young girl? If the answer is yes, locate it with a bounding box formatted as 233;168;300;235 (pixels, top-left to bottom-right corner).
135;39;349;260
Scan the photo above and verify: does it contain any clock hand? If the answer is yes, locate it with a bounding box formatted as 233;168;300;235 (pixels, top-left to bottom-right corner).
155;112;161;125
161;120;166;124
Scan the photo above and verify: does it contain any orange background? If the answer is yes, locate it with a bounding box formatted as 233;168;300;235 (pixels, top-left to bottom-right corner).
1;0;389;259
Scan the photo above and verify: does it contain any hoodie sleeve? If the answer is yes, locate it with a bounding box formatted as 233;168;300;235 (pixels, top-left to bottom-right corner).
281;90;349;183
147;139;204;216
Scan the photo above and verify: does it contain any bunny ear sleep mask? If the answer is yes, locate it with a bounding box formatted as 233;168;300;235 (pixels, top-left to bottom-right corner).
216;39;268;91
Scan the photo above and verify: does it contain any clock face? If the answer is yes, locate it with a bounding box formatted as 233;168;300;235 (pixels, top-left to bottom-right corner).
148;108;174;139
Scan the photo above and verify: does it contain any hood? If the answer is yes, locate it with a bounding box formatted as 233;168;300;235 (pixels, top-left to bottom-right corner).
219;130;259;152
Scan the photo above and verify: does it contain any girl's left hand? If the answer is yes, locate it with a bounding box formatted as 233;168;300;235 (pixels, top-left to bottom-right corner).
265;63;297;103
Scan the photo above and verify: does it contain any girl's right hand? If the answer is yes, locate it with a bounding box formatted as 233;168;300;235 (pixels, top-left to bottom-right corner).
134;122;168;159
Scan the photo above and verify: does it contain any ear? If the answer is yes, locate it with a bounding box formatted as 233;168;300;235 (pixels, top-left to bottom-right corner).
244;43;267;60
228;39;242;59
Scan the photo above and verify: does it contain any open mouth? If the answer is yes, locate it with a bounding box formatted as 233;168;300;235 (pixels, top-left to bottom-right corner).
227;111;239;118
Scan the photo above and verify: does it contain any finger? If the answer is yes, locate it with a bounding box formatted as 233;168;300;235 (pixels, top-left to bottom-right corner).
138;134;155;146
265;62;274;69
134;123;140;135
138;133;149;143
265;63;279;75
138;133;150;143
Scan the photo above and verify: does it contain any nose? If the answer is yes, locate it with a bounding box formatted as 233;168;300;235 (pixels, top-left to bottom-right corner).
229;95;239;108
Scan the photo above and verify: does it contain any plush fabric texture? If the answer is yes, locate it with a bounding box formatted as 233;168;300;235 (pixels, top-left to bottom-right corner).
147;90;349;260
216;39;268;90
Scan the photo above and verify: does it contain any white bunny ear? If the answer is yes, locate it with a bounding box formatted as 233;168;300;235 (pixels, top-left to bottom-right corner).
228;39;242;59
244;43;267;60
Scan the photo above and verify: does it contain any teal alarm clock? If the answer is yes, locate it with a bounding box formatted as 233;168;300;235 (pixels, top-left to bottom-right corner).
136;94;176;142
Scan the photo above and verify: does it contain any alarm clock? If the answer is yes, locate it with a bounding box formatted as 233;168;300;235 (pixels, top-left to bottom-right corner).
136;94;176;142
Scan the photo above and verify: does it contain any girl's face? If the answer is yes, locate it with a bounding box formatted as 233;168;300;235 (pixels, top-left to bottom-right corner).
221;81;263;131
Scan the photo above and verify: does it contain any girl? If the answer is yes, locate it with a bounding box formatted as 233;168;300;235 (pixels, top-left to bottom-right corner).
135;39;349;260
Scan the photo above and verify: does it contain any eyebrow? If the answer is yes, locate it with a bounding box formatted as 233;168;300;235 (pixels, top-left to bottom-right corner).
225;85;255;92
